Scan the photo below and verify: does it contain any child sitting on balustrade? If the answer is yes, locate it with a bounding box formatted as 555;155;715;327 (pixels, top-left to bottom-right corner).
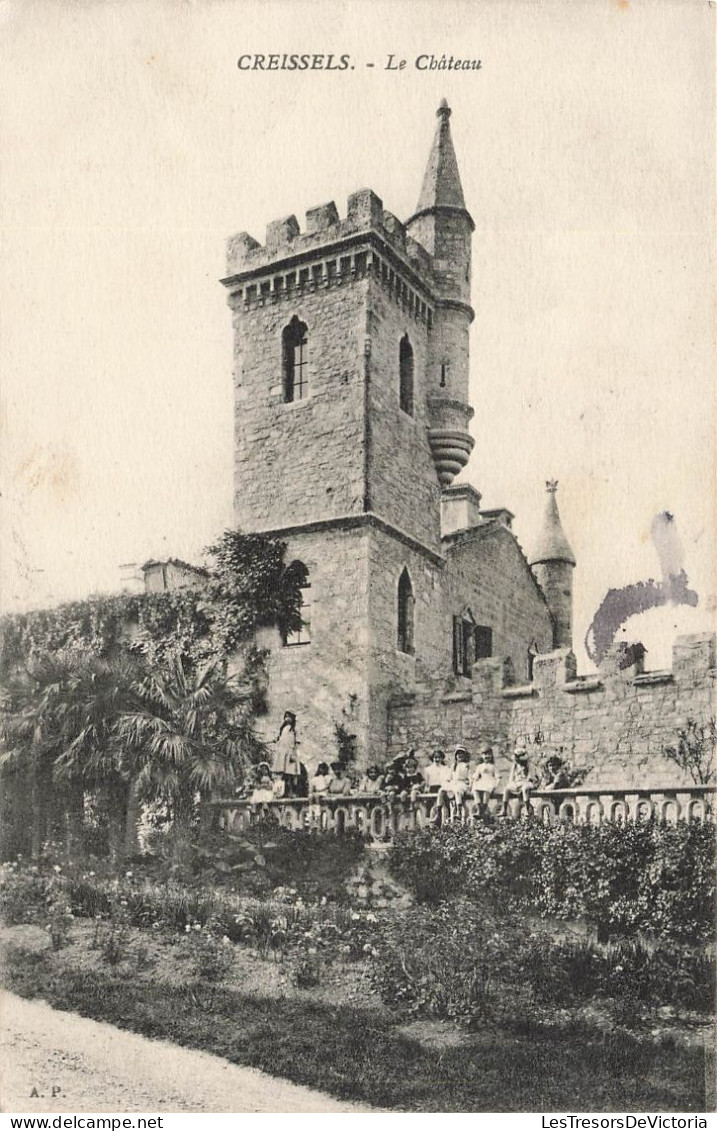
398;752;425;806
382;754;407;800
357;765;384;793
383;751;424;807
433;746;471;823
500;744;534;816
541;752;571;791
471;747;499;818
310;762;333;794
249;762;276;814
327;761;353;796
308;762;333;829
423;749;450;793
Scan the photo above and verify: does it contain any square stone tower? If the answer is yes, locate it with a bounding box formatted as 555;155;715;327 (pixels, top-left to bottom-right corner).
221;104;479;765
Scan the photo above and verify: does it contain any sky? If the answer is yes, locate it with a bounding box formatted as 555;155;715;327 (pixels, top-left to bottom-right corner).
1;0;714;669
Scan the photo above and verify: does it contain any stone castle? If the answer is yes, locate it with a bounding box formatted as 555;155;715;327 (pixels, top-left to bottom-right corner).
209;101;714;782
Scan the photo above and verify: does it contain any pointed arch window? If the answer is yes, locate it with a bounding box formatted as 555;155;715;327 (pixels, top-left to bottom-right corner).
282;316;309;403
397;568;415;654
283;560;311;646
399;334;414;416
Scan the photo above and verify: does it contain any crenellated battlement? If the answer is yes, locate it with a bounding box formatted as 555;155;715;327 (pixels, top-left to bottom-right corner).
223;188;438;302
222;190;439;326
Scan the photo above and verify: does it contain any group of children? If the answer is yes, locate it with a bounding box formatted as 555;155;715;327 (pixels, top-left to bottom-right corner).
247;741;571;819
368;744;528;820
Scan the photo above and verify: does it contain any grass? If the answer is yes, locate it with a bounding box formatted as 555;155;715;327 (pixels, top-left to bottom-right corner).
3;943;709;1113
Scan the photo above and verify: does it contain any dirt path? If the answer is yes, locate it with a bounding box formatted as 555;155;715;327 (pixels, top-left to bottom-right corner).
1;993;374;1113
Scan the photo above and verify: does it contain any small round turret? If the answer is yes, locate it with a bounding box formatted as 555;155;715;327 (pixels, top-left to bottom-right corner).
530;481;576;650
406;101;475;488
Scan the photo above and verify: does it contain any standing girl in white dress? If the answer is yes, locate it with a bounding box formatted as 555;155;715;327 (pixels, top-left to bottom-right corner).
271;710;301;796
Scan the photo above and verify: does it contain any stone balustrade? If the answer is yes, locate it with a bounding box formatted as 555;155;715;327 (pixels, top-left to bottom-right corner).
209;785;715;843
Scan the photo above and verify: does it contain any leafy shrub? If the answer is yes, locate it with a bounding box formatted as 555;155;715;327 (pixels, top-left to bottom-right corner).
291;954;321;988
387;820;716;943
373;898;715;1025
663;718;716;785
373;900;549;1023
135;882;220;931
181;920;234;983
387;827;467;904
229;828;366;902
92;905;132;966
602;940;715;1014
235;899;293;957
0;864;53;925
68;878;112;920
139;827;366;904
46;898;74;951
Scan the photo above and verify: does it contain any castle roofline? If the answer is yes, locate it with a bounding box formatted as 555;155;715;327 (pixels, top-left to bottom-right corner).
442;519;552;612
221;224;437;305
247;512;447;567
441;518;511;546
222;189;438;289
529;481;576;566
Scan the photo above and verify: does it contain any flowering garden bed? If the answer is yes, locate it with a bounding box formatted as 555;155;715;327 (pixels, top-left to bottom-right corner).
1;823;714;1112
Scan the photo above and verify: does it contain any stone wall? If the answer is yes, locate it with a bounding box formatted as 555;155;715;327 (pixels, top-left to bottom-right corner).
231;278;369;532
250;525;370;771
387;632;716;790
245;517;570;768
365;276;442;550
364;525;444;758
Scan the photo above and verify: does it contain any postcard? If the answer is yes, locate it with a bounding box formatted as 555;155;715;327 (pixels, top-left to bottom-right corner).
1;0;714;1117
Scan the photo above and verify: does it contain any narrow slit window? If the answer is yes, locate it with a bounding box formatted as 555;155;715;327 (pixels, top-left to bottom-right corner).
399;334;414;416
397;568;415;654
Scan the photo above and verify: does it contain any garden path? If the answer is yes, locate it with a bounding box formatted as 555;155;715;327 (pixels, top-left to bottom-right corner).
1;993;374;1113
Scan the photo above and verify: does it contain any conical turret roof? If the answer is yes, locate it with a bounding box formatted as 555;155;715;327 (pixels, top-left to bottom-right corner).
412;99;469;216
530;481;576;566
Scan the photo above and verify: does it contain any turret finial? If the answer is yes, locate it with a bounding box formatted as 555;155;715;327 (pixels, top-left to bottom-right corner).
546;479;558;494
437;98;451;120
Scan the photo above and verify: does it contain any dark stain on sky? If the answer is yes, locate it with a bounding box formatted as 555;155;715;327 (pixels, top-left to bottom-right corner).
585;511;699;665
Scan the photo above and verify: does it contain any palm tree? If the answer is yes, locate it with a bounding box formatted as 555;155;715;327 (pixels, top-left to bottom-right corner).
117;653;265;836
1;652;141;859
1;659;61;857
51;654;141;858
